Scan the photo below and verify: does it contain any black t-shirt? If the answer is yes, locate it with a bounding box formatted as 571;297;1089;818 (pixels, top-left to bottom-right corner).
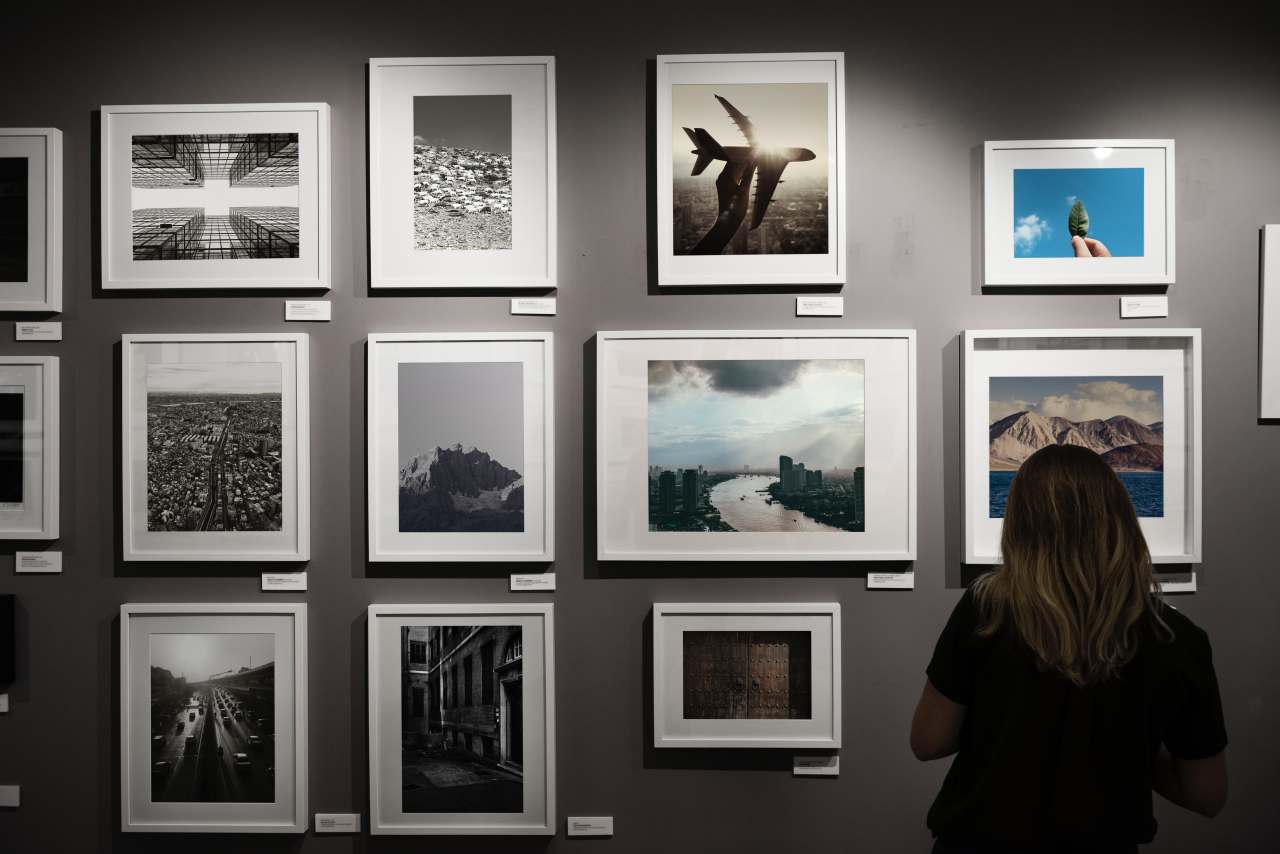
926;589;1227;851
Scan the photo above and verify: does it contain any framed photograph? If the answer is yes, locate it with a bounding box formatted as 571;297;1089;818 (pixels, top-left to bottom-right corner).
656;52;846;287
368;603;555;835
963;329;1202;584
597;329;915;562
100;103;330;290
983;139;1175;287
367;332;553;562
368;57;556;289
0;128;61;311
121;333;309;562
119;602;308;833
1261;225;1279;419
653;602;840;749
0;355;57;539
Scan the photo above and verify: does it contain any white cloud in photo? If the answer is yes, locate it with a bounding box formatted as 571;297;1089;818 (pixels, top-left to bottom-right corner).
1036;380;1162;425
1014;214;1050;254
989;398;1035;423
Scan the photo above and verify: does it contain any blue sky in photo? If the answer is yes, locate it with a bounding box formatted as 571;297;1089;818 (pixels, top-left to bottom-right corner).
1013;167;1144;258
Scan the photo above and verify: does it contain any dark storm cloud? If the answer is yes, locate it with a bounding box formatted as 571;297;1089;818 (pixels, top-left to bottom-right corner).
648;359;809;400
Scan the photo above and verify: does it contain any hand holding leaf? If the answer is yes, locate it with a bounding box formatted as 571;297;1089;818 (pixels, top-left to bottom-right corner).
1067;199;1090;238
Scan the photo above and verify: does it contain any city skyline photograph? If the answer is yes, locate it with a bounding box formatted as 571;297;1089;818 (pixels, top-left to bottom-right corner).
413;95;513;251
671;82;828;256
1013;167;1144;258
648;358;866;534
149;632;275;804
146;361;284;532
989;375;1164;518
398;362;525;533
400;624;524;814
131;133;300;261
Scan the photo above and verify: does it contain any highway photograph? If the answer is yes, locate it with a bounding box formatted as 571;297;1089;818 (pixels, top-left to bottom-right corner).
149;633;276;803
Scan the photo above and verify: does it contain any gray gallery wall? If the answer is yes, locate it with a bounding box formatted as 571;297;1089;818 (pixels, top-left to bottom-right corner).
1;1;1278;851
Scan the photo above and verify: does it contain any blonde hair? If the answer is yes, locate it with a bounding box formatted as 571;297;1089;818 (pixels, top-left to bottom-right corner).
974;443;1171;686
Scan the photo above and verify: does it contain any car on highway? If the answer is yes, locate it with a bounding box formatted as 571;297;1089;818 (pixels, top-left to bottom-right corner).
234;711;244;721
188;711;196;722
221;713;230;724
151;735;165;750
247;735;263;750
233;753;252;772
152;760;170;778
184;735;197;755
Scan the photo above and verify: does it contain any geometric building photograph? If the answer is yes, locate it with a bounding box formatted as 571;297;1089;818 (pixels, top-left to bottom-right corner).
131;134;300;260
400;625;524;813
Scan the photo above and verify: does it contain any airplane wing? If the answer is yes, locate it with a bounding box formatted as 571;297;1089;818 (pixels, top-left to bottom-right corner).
714;95;757;146
750;156;787;229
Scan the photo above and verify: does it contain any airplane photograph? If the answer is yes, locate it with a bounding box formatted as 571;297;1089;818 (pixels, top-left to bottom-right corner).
671;82;829;256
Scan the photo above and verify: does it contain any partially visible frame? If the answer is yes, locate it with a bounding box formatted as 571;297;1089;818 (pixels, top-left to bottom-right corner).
0;128;62;311
962;329;1202;591
656;53;846;287
653;602;841;749
100;103;331;290
121;333;310;562
368;57;557;289
984;139;1175;287
368;603;556;835
367;332;554;562
0;355;58;539
120;602;308;834
597;329;916;562
1261;225;1279;419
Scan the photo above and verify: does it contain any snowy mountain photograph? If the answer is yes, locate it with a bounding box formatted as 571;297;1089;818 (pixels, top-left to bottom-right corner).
988;376;1163;517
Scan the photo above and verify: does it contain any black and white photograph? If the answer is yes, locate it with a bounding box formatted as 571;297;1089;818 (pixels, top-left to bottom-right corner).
413;96;512;251
400;625;524;814
148;633;275;804
0;387;21;504
131;134;300;261
0;156;26;281
146;361;283;533
683;630;812;720
398;362;524;533
671;83;828;256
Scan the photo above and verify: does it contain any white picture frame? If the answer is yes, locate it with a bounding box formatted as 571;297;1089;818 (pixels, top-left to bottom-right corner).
121;333;310;562
656;52;846;288
368;56;557;289
368;603;556;835
0;128;62;311
962;329;1202;590
653;602;841;749
366;331;554;562
596;329;916;562
119;602;308;834
983;139;1175;287
0;355;58;539
1261;225;1280;419
100;103;331;290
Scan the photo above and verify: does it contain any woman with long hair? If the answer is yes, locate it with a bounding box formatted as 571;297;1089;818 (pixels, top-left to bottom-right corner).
912;444;1227;853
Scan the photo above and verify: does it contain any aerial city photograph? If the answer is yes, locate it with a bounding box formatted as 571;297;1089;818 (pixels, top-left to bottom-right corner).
146;361;284;532
647;358;865;533
671;82;828;255
149;632;276;804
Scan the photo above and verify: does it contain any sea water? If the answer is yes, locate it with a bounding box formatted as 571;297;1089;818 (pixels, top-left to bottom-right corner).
989;470;1163;518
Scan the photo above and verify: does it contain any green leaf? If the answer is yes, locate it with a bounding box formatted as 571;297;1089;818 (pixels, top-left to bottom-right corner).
1067;199;1089;238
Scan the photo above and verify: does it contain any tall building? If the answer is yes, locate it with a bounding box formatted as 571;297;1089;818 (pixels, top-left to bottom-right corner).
806;469;823;489
402;625;524;773
853;466;866;526
658;470;676;514
681;469;699;515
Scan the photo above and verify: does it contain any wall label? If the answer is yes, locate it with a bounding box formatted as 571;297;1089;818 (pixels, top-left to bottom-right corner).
15;551;61;574
0;784;19;807
510;572;556;592
511;297;557;315
867;571;914;590
795;296;844;317
1119;295;1169;318
261;571;308;592
14;322;62;341
567;816;614;837
315;813;360;833
793;754;840;776
284;300;332;321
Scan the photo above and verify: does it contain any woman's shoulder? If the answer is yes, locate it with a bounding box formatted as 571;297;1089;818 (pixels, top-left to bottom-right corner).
1146;602;1215;662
